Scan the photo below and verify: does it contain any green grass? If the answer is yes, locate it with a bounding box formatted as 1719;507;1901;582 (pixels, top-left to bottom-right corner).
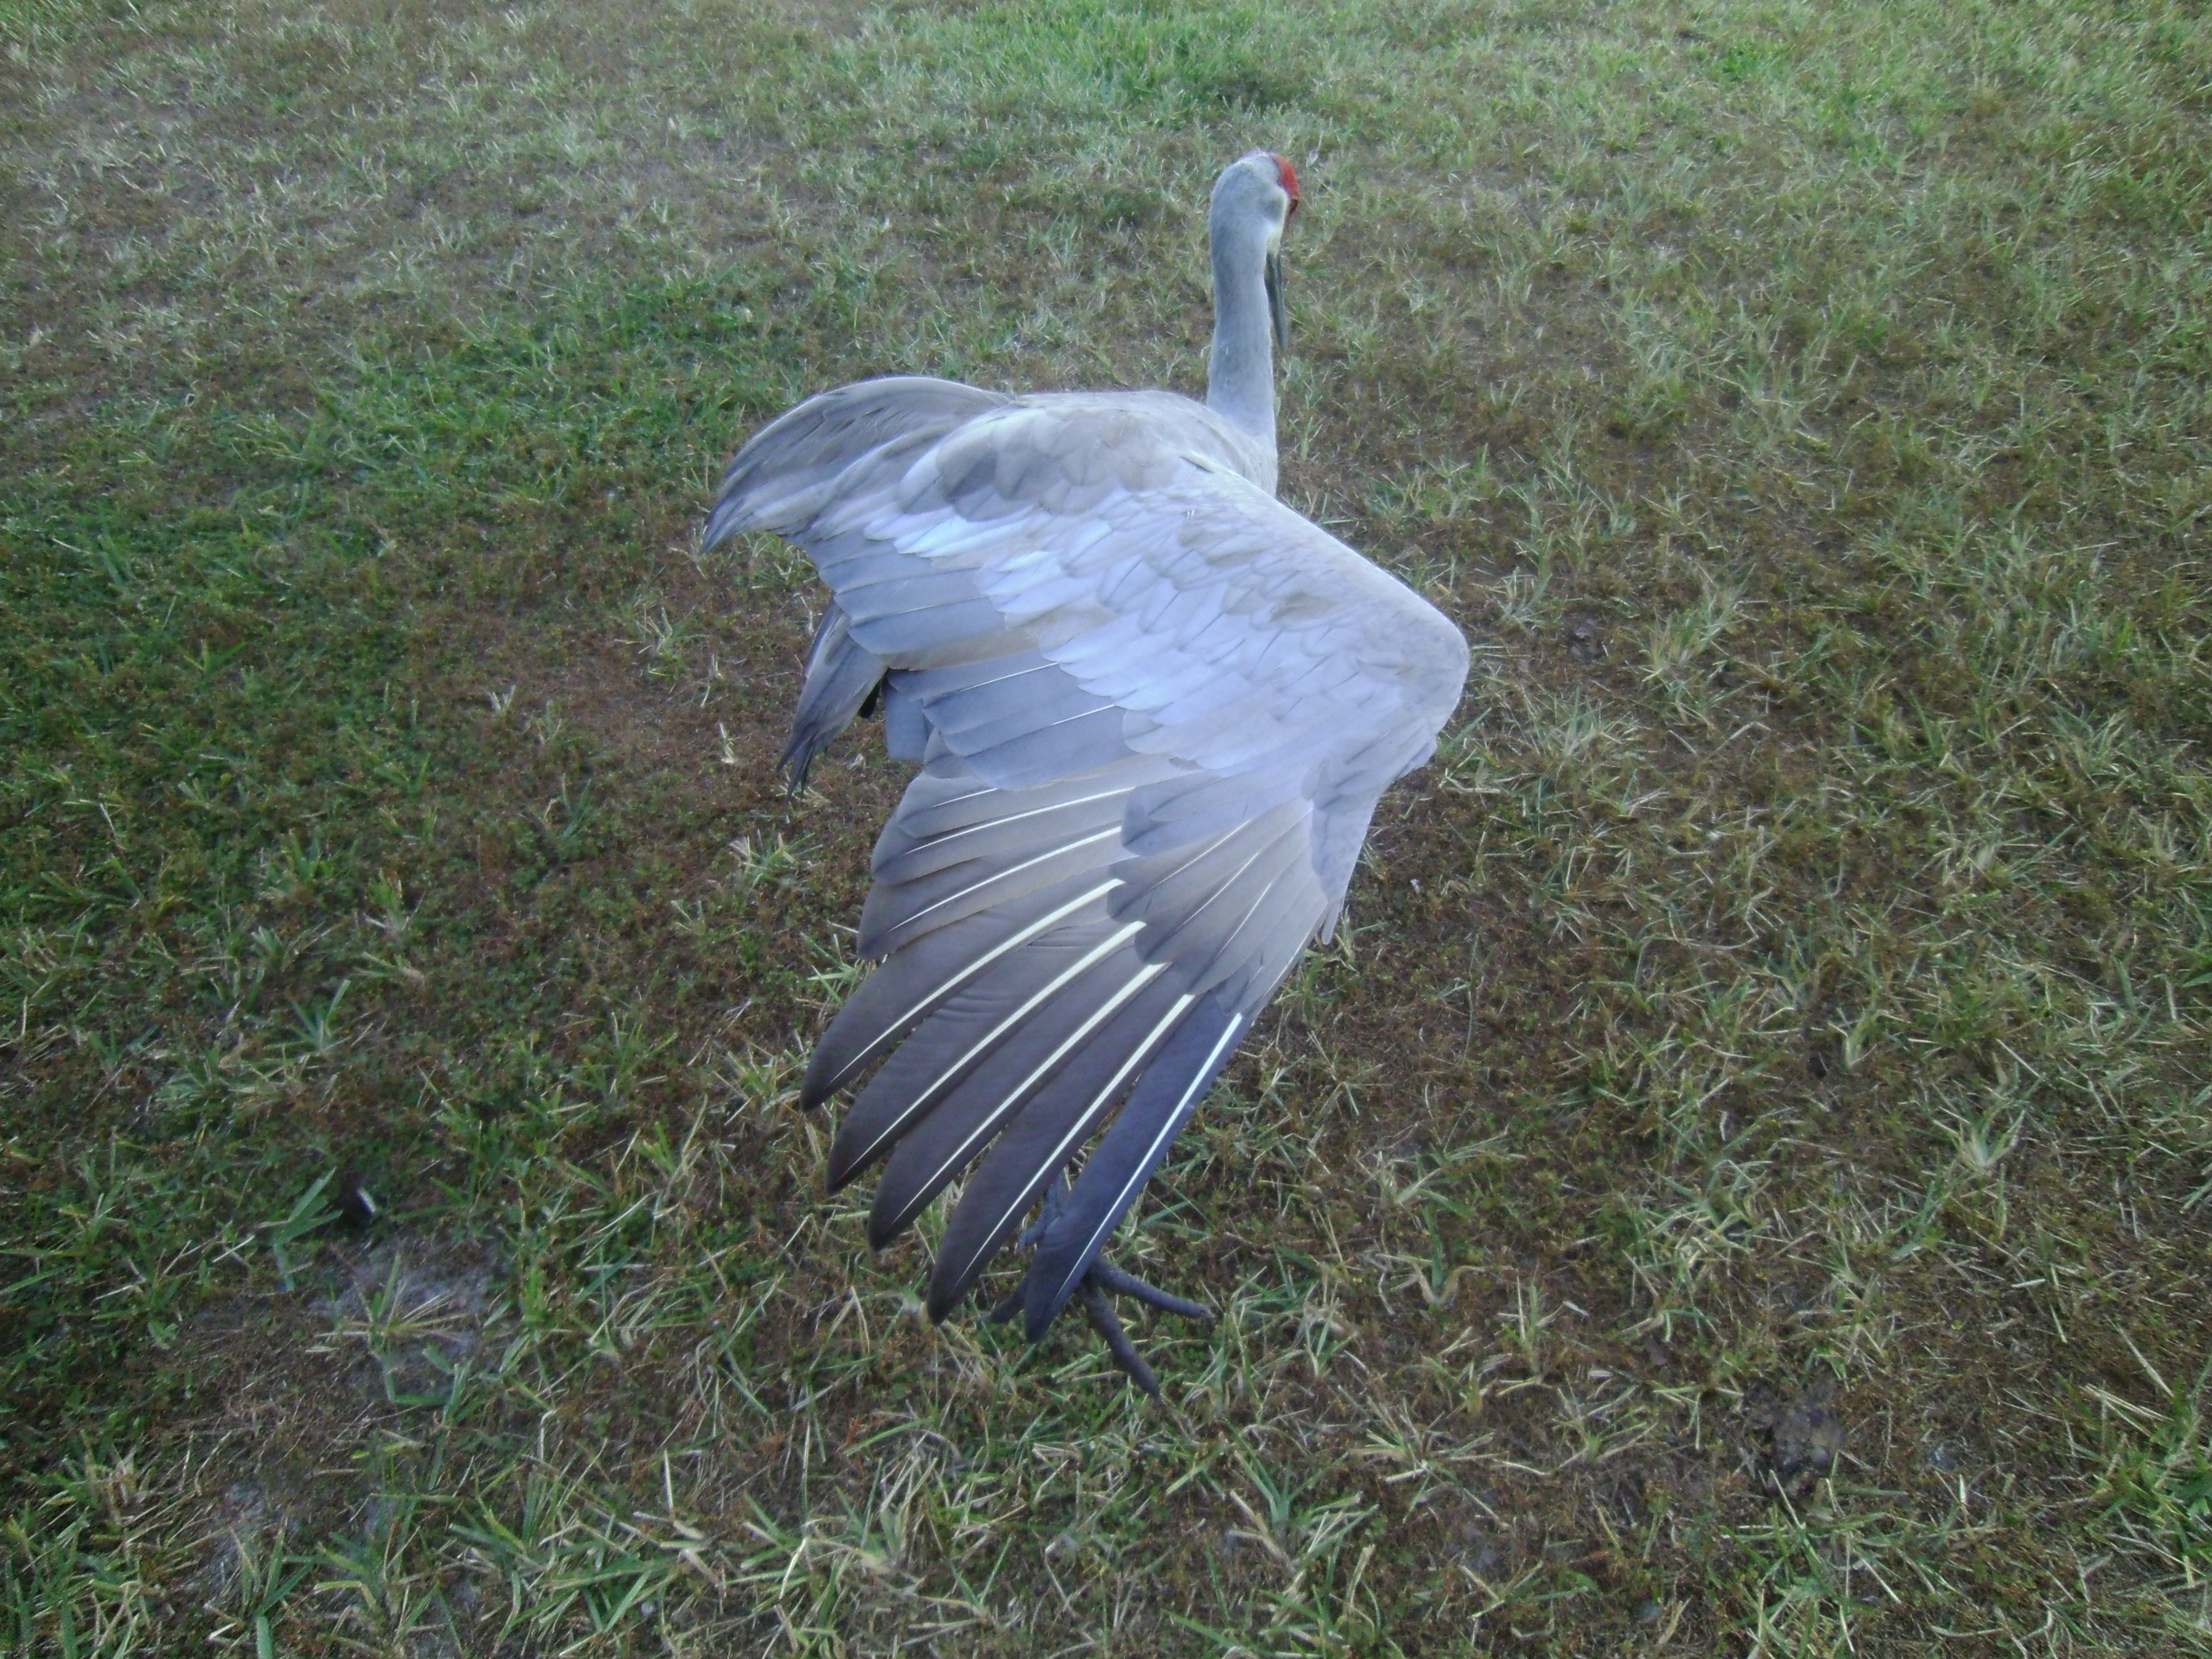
4;0;2210;1650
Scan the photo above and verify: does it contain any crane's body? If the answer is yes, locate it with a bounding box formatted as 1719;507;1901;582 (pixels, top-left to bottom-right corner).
707;152;1469;1392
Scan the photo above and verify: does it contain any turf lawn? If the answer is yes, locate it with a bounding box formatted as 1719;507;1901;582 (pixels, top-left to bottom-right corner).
4;0;2210;1652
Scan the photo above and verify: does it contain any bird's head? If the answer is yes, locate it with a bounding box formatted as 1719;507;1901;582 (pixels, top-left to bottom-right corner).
1211;150;1302;351
1213;150;1300;242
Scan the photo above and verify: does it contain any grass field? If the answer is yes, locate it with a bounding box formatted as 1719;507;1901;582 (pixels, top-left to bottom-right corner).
5;0;2210;1651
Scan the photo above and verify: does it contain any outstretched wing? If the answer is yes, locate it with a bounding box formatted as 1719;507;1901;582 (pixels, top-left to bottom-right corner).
711;377;1469;1337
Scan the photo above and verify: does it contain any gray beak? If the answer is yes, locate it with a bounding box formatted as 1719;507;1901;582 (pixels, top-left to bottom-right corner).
1265;246;1289;355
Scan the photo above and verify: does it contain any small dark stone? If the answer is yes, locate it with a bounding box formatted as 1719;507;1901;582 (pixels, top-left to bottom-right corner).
334;1174;381;1231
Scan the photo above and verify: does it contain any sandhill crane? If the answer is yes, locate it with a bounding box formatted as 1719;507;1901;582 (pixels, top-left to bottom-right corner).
707;151;1469;1394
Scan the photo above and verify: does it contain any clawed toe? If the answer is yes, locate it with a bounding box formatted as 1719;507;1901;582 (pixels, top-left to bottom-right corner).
1068;1254;1214;1398
987;1255;1213;1396
984;1173;1212;1396
1089;1258;1214;1324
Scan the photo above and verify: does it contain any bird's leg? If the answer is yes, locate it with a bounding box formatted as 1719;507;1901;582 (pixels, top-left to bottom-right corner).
985;1171;1214;1398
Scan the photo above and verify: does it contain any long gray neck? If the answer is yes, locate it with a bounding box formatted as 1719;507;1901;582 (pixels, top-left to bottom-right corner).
1205;214;1277;467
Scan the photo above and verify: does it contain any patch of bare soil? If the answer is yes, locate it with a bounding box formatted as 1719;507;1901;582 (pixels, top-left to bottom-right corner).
1745;1374;1846;1500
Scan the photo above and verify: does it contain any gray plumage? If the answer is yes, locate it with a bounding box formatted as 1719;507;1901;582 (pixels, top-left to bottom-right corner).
707;151;1469;1379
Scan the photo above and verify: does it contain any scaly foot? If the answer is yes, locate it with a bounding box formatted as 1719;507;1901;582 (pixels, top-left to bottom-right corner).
984;1175;1213;1397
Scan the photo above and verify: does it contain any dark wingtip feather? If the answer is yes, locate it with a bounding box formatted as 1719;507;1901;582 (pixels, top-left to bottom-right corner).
779;607;884;793
866;959;1174;1269
824;1132;870;1194
917;978;1191;1321
866;1200;904;1254
799;1043;846;1114
778;723;843;794
702;494;751;550
1022;997;1244;1341
924;1277;964;1325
